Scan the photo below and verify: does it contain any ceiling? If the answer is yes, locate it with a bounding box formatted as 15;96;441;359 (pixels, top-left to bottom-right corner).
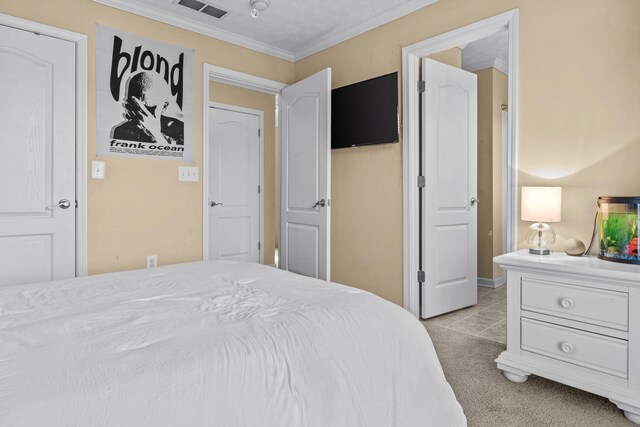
93;0;440;61
461;30;509;75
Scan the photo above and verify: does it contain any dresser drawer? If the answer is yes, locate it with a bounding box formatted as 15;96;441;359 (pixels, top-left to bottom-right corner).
521;318;628;378
521;277;628;331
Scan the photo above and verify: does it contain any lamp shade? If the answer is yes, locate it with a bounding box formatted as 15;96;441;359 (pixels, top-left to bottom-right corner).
521;186;562;223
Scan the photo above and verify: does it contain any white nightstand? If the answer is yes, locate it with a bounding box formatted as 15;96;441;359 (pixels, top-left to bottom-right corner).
494;250;640;424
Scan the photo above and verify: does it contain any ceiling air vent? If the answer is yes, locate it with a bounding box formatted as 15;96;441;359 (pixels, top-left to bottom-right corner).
177;0;205;11
200;5;227;18
177;0;228;19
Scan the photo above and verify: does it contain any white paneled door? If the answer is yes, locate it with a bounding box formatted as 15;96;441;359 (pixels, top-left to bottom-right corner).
421;58;478;318
280;69;331;280
208;106;261;263
0;25;76;287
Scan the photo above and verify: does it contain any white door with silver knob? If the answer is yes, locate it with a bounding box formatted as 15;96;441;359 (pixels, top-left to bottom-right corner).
421;58;478;318
0;25;76;287
280;68;331;280
208;105;261;263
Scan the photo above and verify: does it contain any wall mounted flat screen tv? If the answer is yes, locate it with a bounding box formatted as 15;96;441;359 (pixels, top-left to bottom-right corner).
331;72;398;149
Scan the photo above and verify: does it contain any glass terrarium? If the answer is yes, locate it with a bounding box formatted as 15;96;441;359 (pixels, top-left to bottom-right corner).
598;197;640;265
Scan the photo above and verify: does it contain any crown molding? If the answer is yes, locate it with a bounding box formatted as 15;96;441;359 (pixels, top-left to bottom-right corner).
493;57;508;75
93;0;441;63
292;0;440;61
91;0;295;61
206;64;287;94
464;56;509;75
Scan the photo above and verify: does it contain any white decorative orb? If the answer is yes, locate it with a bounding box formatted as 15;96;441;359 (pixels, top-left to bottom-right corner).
526;222;556;250
564;238;586;256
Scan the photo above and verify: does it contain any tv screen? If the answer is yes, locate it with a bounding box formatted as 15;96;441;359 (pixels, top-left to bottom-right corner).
331;72;398;149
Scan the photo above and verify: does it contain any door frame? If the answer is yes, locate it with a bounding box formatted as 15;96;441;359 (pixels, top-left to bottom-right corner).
401;9;520;316
0;13;89;277
202;64;286;262
207;102;265;263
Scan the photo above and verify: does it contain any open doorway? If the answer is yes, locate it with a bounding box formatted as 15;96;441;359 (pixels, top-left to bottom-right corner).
460;30;510;289
207;82;276;266
202;65;285;267
402;10;519;319
417;31;509;321
202;65;332;278
208;82;276;266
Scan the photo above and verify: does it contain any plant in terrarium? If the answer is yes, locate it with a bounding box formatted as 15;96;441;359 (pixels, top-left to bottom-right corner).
600;213;638;255
597;197;640;264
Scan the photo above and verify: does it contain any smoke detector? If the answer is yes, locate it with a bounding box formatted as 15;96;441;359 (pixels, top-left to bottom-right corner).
249;0;270;19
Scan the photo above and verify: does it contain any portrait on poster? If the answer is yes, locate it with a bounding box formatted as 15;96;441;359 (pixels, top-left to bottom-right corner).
96;25;194;161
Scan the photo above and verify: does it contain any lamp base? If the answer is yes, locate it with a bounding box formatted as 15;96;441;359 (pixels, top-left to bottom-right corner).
529;247;551;255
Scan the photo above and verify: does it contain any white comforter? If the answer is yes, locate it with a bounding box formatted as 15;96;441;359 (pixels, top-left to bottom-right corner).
0;261;465;426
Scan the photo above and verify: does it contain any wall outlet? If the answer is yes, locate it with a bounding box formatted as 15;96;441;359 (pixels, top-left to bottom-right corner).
178;166;199;182
146;255;157;269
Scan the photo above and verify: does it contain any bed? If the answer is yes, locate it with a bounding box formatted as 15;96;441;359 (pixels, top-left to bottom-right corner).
0;260;465;426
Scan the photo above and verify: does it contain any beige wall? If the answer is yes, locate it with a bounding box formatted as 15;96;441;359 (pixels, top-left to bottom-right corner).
209;83;277;265
295;0;640;304
275;127;279;250
476;68;508;281
428;47;461;68
516;0;640;252
4;0;640;305
0;0;293;274
492;70;507;277
476;69;494;280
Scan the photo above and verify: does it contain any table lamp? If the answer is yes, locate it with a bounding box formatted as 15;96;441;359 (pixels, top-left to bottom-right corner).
521;186;562;255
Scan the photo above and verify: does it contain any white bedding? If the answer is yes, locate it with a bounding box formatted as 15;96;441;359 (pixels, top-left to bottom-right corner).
0;261;465;426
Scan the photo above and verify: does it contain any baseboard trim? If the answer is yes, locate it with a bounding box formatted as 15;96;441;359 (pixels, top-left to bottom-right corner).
478;276;506;288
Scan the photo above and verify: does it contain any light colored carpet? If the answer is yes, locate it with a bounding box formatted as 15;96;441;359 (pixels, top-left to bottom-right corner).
423;322;633;426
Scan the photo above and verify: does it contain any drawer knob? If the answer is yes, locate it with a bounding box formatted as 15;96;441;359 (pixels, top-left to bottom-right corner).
560;298;574;309
560;342;575;354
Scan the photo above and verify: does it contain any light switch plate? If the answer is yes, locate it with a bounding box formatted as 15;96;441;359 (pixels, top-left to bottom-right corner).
178;166;199;182
92;161;105;179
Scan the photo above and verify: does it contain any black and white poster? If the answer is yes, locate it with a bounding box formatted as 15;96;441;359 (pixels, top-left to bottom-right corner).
97;25;194;161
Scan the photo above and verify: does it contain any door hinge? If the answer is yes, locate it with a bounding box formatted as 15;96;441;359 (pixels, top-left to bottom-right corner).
417;270;425;283
417;80;425;93
258;185;261;194
258;242;261;250
417;176;426;188
258;128;261;137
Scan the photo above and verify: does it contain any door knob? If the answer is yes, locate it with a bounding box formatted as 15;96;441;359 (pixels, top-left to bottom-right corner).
46;199;71;210
470;197;479;206
209;201;223;207
312;199;326;208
